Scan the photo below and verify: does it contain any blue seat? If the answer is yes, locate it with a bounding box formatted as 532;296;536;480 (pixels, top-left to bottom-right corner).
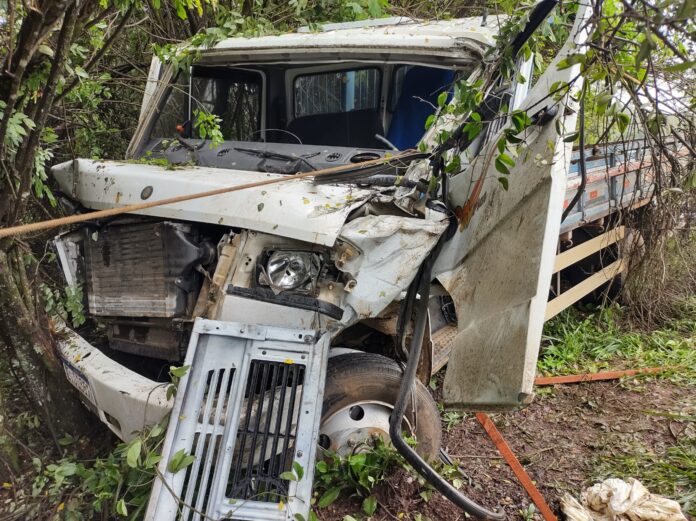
387;67;454;150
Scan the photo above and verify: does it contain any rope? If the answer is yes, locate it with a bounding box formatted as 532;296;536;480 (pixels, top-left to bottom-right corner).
0;150;421;239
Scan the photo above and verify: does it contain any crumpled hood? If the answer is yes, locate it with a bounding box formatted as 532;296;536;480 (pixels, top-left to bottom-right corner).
51;159;374;246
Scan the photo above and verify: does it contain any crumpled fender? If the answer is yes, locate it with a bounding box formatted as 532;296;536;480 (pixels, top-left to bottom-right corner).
336;214;448;320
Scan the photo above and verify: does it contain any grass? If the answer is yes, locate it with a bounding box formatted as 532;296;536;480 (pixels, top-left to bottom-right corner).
591;434;696;516
539;298;696;516
538;298;696;384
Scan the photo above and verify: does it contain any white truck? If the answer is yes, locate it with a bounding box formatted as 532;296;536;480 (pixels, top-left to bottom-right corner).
50;3;654;519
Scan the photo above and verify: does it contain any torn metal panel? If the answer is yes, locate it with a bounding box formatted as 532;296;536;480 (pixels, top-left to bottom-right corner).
435;4;592;410
52;159;372;247
337;215;447;319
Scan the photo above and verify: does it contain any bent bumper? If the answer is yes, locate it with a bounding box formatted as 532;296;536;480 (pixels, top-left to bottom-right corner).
56;326;172;441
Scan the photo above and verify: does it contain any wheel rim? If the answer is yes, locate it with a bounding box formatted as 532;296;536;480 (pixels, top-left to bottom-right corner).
319;400;414;455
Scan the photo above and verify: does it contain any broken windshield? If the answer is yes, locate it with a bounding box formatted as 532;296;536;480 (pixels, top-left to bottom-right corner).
151;66;262;141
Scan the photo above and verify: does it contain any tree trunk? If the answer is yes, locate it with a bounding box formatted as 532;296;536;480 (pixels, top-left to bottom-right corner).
0;247;90;443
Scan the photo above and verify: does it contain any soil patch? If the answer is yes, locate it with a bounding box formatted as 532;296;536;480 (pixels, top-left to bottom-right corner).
318;379;693;521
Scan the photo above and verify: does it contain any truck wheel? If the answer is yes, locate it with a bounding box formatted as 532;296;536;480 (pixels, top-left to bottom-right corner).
319;352;442;461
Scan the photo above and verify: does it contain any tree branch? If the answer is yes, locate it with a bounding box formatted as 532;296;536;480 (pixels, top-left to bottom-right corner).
54;4;136;106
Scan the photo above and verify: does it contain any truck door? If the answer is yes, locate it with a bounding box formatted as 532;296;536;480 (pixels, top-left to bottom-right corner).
434;3;591;410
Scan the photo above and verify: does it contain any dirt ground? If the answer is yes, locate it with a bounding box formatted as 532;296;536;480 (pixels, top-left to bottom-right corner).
318;378;695;521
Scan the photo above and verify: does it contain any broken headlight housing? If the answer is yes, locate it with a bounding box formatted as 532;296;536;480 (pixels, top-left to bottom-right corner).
260;251;321;293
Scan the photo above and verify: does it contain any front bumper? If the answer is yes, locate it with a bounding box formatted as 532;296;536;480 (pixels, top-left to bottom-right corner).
56;326;172;441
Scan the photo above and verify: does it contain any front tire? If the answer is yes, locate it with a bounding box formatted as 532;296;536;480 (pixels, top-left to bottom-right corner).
320;352;442;461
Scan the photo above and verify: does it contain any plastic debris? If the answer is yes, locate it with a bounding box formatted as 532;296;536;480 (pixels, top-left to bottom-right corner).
561;478;687;521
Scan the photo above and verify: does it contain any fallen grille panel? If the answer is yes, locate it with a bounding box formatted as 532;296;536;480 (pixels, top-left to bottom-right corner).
227;361;305;502
146;320;329;521
180;367;236;520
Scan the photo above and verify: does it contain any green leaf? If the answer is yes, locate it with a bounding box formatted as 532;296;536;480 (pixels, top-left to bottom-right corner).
279;471;297;481
367;0;384;17
144;452;162;469
676;0;696;19
38;45;54;58
557;53;586;70
563;132;580;143
635;33;654;69
445;155;461;174
317;486;343;508
616;112;631;134
498;153;515;168
175;0;188;19
495;157;510;175
437;91;448;108
498;176;509;190
511;111;530;133
362;495;378;516
463;122;482;140
497;138;506;154
316;460;328;473
292;461;304;481
170;365;190;378
126;439;142;468
116;499;128;517
424;113;436;130
664;61;695;73
168;449;195;473
596;91;613;108
150;424;164;438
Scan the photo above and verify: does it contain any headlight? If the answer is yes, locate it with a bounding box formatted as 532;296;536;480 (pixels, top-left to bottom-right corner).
263;251;320;292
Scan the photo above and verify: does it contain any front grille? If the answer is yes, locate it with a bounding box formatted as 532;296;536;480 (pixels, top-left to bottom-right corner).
179;365;238;520
83;221;203;318
227;360;305;502
178;360;305;519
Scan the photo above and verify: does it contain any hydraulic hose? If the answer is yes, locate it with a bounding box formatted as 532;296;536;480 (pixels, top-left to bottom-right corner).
389;234;505;521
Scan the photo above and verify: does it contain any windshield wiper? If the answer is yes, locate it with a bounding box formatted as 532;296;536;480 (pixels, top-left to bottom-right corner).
234;147;318;171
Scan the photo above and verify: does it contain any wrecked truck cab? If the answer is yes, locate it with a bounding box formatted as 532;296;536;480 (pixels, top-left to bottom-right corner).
52;16;495;432
50;9;594;520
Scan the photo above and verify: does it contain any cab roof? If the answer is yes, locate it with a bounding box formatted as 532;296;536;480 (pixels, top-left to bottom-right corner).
200;17;499;67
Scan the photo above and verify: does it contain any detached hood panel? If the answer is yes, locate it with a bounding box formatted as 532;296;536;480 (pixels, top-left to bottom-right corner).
52;159;373;246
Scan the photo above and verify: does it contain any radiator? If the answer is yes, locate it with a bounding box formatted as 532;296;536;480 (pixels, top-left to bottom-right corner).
83;221;204;318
